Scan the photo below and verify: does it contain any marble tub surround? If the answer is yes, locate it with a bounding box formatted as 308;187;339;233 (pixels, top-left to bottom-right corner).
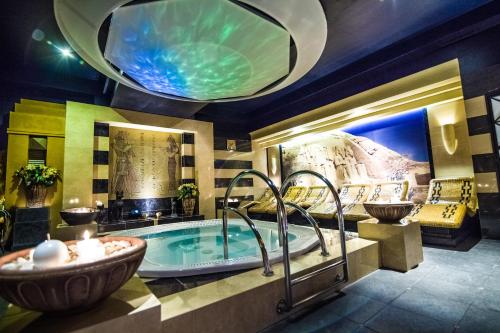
145;269;250;299
0;231;378;332
159;232;379;333
0;276;161;333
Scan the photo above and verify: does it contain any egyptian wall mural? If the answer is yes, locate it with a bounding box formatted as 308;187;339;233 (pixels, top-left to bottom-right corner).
281;110;432;202
109;126;181;200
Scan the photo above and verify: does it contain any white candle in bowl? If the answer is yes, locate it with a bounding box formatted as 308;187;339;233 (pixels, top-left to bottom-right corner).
76;230;105;263
32;236;69;269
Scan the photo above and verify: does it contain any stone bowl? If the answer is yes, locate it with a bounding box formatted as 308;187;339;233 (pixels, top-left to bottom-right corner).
363;201;414;223
0;236;146;314
60;207;99;226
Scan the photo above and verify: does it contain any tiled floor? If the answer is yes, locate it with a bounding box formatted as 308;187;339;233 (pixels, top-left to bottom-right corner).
263;239;500;333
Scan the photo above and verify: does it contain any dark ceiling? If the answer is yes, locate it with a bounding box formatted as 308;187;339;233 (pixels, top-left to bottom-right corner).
1;0;500;135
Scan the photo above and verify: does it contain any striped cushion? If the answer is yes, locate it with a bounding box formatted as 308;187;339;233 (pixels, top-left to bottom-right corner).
266;186;307;214
408;203;467;229
299;186;328;208
367;180;409;202
341;180;409;221
308;183;371;219
307;201;338;219
426;177;477;215
247;188;275;213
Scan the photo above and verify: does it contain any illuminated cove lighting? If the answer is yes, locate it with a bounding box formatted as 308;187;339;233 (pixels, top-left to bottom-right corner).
106;121;188;134
104;0;291;101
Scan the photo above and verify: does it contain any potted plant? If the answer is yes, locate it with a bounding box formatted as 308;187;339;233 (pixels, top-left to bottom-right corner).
0;196;11;253
177;183;198;216
14;164;61;208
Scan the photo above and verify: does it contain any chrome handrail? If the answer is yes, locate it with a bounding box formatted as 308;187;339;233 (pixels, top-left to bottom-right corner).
283;201;329;256
222;170;290;284
277;170;349;313
222;206;273;276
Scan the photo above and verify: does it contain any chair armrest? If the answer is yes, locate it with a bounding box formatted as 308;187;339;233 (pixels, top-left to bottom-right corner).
239;200;260;209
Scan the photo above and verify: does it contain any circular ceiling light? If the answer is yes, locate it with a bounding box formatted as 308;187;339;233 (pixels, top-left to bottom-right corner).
54;0;327;102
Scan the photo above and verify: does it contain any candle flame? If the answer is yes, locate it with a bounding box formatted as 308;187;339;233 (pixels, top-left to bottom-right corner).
83;230;90;240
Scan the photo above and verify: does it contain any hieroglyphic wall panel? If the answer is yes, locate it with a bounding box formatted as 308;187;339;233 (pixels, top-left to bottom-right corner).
109;126;181;199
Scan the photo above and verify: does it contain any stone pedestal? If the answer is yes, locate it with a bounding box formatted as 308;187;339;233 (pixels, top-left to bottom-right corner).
12;207;49;250
357;218;423;272
0;276;161;333
55;222;98;241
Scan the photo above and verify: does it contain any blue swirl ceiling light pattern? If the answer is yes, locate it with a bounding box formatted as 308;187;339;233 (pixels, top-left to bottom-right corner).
104;0;291;101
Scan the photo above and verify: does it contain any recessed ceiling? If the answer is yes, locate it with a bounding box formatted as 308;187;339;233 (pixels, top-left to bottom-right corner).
104;0;290;100
54;0;327;102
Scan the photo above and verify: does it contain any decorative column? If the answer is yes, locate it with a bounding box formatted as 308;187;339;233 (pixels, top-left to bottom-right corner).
92;122;110;218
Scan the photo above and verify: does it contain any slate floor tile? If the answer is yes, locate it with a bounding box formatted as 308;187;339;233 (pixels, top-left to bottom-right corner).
323;292;385;324
474;288;500;312
392;288;469;324
370;268;425;285
455;305;500;333
365;306;455;333
428;264;488;287
481;275;500;291
319;317;362;333
270;305;345;333
343;275;413;303
435;253;499;274
353;327;377;333
411;278;480;304
263;239;500;333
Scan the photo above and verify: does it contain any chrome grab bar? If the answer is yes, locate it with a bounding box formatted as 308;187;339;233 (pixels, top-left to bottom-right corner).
222;206;274;276
283;201;329;257
222;169;289;280
277;170;349;313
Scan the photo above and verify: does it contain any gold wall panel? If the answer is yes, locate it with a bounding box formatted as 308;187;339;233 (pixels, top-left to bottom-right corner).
464;96;487;118
427;99;474;178
475;172;499;193
5;99;66;230
469;134;494;155
108;126;181;199
63;102;215;218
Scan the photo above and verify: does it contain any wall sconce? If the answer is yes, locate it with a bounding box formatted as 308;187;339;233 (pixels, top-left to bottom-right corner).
227;139;237;152
271;157;278;175
441;123;458;155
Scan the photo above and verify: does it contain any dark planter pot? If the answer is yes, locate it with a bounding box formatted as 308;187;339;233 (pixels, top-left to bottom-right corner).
183;198;196;216
60;208;99;226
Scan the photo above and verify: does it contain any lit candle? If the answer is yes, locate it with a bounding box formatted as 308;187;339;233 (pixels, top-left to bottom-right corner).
32;234;69;269
76;230;105;263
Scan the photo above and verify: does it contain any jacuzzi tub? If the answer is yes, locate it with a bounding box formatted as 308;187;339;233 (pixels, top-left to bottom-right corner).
112;219;320;278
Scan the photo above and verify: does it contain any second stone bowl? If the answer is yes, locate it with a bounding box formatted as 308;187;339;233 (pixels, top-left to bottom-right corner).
60;207;99;226
363;201;414;223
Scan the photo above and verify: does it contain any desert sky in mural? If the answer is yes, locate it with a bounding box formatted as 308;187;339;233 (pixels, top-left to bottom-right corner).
282;109;432;193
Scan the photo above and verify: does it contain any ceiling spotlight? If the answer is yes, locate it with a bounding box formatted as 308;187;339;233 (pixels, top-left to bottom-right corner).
59;47;74;58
